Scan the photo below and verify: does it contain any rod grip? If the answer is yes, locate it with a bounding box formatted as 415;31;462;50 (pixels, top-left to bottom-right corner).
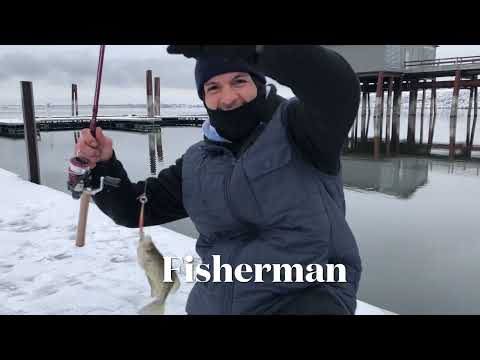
76;192;91;247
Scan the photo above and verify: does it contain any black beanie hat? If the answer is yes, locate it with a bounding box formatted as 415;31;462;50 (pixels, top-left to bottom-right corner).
195;55;266;100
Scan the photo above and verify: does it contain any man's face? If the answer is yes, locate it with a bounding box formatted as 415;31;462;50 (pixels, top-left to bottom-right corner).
203;72;258;111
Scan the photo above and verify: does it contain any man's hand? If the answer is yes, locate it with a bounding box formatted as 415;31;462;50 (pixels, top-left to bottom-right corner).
166;45;261;64
75;127;113;169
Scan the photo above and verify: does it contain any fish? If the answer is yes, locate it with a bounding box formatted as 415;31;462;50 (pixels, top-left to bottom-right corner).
136;233;180;315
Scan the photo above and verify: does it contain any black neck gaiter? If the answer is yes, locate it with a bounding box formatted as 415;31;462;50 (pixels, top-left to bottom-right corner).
206;85;268;143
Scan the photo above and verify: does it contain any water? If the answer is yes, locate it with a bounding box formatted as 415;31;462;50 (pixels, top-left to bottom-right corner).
1;107;480;314
0;104;207;121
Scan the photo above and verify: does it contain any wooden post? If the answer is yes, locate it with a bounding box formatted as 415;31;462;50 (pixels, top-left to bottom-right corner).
20;81;41;185
74;85;79;116
361;88;367;145
427;82;434;153
466;87;473;149
391;77;403;155
420;86;426;145
379;84;385;143
386;77;394;156
469;85;478;158
407;80;418;146
466;83;474;152
366;92;371;139
154;77;160;116
373;72;384;160
71;84;75;116
146;70;154;118
71;84;78;117
427;78;437;154
449;70;461;161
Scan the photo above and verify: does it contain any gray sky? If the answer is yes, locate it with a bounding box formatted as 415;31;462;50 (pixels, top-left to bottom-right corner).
0;45;479;105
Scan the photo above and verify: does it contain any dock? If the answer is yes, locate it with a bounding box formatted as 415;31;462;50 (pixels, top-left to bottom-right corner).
0;115;207;139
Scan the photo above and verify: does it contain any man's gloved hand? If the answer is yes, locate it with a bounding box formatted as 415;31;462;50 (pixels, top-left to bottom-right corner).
166;45;262;64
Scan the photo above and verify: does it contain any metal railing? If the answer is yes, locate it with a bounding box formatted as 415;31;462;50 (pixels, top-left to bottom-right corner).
404;55;480;68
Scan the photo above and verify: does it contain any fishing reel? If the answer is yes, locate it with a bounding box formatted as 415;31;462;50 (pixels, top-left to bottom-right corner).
68;156;121;199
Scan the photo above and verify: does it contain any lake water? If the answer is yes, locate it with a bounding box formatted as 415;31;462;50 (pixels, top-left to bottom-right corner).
1;106;480;314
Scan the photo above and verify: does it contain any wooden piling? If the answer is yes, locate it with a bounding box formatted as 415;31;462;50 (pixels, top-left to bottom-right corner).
75;85;78;116
386;77;394;156
427;78;437;154
71;84;78;116
407;80;418;146
20;81;41;185
146;70;154;118
373;72;384;160
71;84;75;116
466;83;474;151
154;77;160;116
391;77;402;155
449;70;461;161
469;84;478;157
379;85;385;143
465;75;477;159
361;89;367;144
420;85;426;145
366;92;371;139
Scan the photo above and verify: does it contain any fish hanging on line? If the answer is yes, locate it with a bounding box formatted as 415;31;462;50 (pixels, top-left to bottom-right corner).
136;233;180;315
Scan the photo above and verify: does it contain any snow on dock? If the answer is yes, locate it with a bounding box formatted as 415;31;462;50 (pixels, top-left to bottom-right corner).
0;168;395;315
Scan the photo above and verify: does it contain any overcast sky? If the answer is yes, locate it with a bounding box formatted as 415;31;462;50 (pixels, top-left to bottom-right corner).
1;45;479;105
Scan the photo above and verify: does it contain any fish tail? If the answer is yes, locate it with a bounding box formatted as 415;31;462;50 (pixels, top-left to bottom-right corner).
138;300;165;315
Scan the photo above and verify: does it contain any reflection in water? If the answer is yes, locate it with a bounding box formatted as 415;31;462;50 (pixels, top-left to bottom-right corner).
343;157;429;199
155;129;164;164
147;129;164;176
343;156;480;199
148;133;156;175
343;156;480;314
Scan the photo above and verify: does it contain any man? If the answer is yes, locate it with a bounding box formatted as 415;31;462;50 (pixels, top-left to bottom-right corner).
75;45;362;315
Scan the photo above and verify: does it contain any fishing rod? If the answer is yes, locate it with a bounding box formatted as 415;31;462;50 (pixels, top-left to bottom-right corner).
67;45;120;247
90;45;106;137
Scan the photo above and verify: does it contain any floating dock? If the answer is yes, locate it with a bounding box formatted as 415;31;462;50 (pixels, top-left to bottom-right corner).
0;115;207;138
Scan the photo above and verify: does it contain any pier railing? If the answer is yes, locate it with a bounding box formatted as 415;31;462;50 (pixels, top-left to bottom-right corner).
405;56;480;68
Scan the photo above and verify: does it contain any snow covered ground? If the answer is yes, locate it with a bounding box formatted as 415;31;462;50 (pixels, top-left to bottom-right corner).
0;168;395;315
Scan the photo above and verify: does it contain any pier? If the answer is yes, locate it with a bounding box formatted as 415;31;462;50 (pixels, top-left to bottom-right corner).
340;50;480;161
